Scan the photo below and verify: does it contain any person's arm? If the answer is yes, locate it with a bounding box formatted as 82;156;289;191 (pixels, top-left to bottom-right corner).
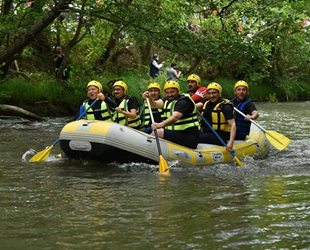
226;118;236;152
142;91;164;108
115;107;137;119
176;70;182;79
247;110;259;120
152;111;183;130
244;102;259;120
152;60;165;69
196;102;203;111
104;96;117;108
115;96;138;119
191;87;208;102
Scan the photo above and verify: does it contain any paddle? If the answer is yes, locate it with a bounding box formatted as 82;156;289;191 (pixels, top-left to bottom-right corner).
145;97;170;175
29;98;99;162
234;107;290;151
197;111;245;167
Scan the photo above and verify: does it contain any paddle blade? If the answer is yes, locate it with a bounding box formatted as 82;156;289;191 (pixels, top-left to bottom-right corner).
265;130;291;151
234;156;245;167
29;145;54;162
159;155;170;176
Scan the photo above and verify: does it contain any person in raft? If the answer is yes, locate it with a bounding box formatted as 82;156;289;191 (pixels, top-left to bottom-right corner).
196;82;236;152
231;80;259;140
112;80;141;130
75;80;116;121
142;80;199;149
187;74;208;103
140;82;164;134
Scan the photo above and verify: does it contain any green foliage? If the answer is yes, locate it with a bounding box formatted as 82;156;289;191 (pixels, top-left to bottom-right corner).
269;93;279;103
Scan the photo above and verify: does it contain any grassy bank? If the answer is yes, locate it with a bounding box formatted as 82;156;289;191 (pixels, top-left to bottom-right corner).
1;71;310;116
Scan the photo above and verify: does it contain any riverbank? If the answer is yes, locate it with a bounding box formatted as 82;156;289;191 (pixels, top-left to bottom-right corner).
1;71;310;118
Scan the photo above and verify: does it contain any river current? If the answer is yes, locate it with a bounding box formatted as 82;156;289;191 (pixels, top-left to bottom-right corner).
1;102;310;249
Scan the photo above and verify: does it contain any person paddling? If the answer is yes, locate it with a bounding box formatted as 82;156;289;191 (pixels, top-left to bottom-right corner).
143;80;199;149
76;80;116;121
231;80;259;140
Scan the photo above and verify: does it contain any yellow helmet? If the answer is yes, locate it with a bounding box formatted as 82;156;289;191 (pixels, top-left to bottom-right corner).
207;82;222;97
87;80;103;92
148;82;161;92
164;80;180;92
113;81;128;94
234;80;249;90
187;74;201;87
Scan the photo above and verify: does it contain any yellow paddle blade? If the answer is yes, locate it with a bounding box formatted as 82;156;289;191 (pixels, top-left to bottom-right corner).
265;130;291;151
29;145;54;162
234;156;245;167
159;155;170;176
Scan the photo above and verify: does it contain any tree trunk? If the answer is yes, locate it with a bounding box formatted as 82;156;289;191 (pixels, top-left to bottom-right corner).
98;26;123;68
0;104;45;121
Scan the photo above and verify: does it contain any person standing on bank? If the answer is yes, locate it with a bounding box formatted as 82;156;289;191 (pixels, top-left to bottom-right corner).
150;53;165;78
187;74;208;103
76;80;116;121
231;80;259;140
166;62;181;81
197;82;236;152
112;81;141;129
143;80;200;149
53;46;68;80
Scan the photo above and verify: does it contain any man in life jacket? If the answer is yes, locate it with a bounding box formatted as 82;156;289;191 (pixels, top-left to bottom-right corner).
77;80;116;121
143;80;199;149
150;53;165;78
231;80;259;140
187;74;208;103
140;82;163;134
112;81;141;129
197;82;236;152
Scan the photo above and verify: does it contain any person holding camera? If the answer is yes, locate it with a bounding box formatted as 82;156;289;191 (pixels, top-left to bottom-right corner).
54;46;68;80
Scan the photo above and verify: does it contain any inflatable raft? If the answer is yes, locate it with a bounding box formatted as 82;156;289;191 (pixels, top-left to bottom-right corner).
59;120;270;167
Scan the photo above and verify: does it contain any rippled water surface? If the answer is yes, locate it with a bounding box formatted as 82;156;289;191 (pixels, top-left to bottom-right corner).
1;102;310;249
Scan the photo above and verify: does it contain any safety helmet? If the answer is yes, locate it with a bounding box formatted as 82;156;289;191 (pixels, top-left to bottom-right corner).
87;80;103;92
207;82;222;97
234;80;249;91
148;82;161;92
164;80;180;92
113;81;128;94
187;74;201;87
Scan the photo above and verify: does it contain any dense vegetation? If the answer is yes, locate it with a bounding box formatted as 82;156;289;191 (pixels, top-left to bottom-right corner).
1;0;310;115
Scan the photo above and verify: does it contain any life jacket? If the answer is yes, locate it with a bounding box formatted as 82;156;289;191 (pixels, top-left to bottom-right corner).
139;101;163;129
83;100;113;121
162;94;199;131
201;99;234;132
150;58;159;77
113;97;141;129
231;97;251;135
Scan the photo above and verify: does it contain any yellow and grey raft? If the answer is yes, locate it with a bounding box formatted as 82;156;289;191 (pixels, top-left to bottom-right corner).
59;120;270;167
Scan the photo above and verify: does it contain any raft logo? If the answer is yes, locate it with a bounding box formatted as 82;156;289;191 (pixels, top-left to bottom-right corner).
211;152;223;162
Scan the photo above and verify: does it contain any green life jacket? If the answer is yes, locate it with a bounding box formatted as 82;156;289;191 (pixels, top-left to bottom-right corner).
83;100;114;121
163;94;199;131
139;100;163;129
113;97;141;129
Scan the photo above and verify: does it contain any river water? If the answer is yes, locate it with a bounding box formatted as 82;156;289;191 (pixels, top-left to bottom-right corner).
1;102;310;249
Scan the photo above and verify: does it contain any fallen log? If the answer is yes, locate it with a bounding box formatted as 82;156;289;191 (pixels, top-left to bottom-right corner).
0;104;46;121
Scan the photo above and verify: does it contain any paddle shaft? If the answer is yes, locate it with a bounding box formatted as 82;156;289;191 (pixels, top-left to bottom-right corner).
146;98;163;156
